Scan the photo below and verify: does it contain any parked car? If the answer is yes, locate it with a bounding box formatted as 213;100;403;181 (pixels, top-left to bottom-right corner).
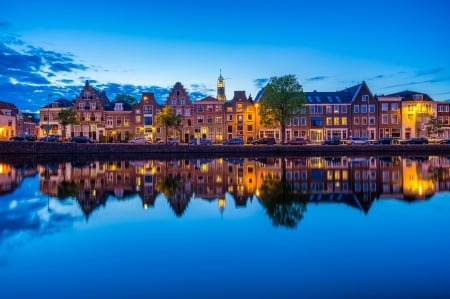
39;135;62;142
189;138;213;145
10;134;37;141
349;137;369;145
251;137;276;145
322;137;341;145
129;137;151;144
375;137;400;145
223;138;244;145
286;137;307;145
71;136;95;143
158;137;178;145
439;138;450;144
400;138;429;144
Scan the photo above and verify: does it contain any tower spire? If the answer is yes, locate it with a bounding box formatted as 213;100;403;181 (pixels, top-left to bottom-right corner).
217;69;226;101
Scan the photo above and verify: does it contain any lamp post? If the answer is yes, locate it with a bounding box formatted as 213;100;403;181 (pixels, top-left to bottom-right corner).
47;94;52;136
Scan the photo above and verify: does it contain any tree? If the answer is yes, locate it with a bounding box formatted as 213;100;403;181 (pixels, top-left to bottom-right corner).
259;74;306;144
113;94;138;106
156;106;182;143
426;115;443;137
257;158;308;228
56;108;80;139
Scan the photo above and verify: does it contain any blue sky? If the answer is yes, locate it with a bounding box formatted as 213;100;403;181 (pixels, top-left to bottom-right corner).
1;0;449;112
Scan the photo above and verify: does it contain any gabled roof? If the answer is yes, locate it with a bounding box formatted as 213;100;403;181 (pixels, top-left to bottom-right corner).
387;90;434;101
196;95;220;103
43;98;74;109
253;82;364;105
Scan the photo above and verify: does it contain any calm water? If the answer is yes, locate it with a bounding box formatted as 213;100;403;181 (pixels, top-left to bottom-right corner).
1;156;450;299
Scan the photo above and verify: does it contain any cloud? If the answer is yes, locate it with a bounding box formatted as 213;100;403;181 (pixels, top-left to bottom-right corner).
253;78;269;89
368;74;385;80
384;76;450;89
305;76;328;82
416;68;444;77
0;21;10;30
49;62;88;72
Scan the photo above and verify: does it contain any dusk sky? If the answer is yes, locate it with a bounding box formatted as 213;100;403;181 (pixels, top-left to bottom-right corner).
1;0;449;112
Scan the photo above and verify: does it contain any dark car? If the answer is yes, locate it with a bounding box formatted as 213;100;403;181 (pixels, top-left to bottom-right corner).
223;138;244;145
39;135;62;142
71;136;95;143
10;134;37;141
189;138;213;145
375;137;399;145
286;137;307;145
400;138;428;144
439;138;450;144
322;137;341;145
251;137;276;145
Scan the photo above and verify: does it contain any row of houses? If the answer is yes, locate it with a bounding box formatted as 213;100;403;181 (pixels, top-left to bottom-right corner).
1;75;449;143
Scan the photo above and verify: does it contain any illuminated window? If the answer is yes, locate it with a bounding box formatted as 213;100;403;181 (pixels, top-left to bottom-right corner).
334;117;339;125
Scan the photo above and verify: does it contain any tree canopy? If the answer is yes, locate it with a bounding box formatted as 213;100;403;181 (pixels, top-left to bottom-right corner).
259;74;306;144
156;106;182;142
56;108;80;139
112;94;138;106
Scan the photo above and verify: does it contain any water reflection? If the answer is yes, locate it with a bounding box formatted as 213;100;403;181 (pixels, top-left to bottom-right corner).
1;155;449;224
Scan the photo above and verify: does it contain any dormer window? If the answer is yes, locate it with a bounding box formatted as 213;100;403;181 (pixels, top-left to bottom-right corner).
114;103;124;111
83;92;91;100
413;94;423;100
52;102;59;108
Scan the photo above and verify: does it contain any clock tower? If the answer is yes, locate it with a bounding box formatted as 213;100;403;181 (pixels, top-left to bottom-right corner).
217;70;226;102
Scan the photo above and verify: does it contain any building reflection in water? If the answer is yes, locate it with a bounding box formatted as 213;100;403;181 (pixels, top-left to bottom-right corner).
1;155;450;225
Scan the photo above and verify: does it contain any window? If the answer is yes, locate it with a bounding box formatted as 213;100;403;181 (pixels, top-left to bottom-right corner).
114;103;123;111
144;116;152;126
176;108;182;115
197;116;204;123
171;99;176;105
247;114;253;121
382;114;388;124
382;103;389;111
116;118;122;127
391;114;398;124
216;105;223;112
326;105;332;114
354;117;359;125
309;106;315;114
310;117;323;126
207;116;213;123
361;105;367;113
90;102;96;110
334;117;340;125
334;105;340;114
362;95;369;101
446;106;450;112
207;105;213;112
342;106;347;113
301;117;306;126
247;124;253;132
369;117;376;125
83;92;91;100
237;103;243;112
369;104;375;113
326;117;332;126
215;116;223;124
135;115;141;123
341;117;347;125
143;105;153;114
354;105;359;113
293;117;299;125
227;114;233;121
180;99;185;105
78;102;85;110
317;106;323;114
124;118;130;127
391;103;398;111
361;117;367;125
197;105;204;113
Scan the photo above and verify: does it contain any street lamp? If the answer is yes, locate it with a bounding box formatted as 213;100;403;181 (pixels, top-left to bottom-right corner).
47;94;52;136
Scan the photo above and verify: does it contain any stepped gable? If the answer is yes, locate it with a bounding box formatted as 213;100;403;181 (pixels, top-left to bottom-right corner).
77;80;110;108
166;82;192;106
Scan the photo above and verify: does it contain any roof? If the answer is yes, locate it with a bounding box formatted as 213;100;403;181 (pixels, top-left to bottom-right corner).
387;90;434;101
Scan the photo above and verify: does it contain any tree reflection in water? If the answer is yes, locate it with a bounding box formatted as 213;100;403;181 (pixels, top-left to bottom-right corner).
258;158;308;228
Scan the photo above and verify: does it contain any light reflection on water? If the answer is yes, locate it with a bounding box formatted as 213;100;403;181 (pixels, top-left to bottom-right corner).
1;155;450;298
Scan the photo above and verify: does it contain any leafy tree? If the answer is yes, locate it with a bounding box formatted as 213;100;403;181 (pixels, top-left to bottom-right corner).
113;94;138;106
426;115;443;137
156;106;182;143
56;108;80;139
257;158;308;228
259;74;306;144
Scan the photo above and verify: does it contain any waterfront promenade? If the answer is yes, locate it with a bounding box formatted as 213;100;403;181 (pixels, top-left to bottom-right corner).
1;140;449;164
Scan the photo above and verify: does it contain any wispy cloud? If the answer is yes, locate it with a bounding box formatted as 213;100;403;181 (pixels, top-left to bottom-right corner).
305;76;328;82
385;76;450;89
253;78;268;89
416;68;444;77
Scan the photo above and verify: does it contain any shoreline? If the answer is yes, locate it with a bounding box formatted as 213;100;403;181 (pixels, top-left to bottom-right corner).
1;140;449;164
